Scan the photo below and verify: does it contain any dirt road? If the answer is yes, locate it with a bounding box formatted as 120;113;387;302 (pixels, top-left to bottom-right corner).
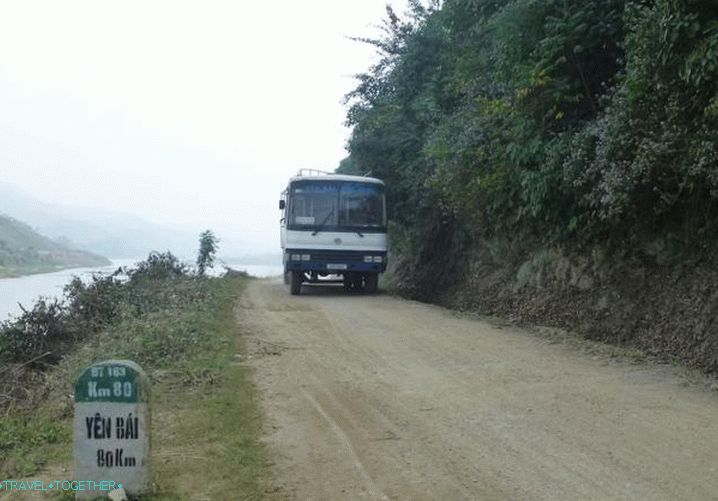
237;278;718;500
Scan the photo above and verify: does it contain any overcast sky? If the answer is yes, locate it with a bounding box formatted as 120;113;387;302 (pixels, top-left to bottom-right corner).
0;0;405;253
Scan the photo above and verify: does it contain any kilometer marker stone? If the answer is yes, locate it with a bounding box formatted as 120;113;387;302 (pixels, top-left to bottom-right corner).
74;360;150;498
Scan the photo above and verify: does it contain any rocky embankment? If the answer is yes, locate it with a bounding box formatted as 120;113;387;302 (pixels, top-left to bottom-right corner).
388;241;718;374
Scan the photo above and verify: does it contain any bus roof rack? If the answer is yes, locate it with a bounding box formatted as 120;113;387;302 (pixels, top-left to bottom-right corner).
296;168;376;178
296;168;332;177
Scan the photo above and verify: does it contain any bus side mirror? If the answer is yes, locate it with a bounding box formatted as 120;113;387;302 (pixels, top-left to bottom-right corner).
279;200;285;210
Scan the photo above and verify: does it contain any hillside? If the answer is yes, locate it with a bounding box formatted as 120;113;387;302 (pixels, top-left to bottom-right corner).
0;214;110;277
0;183;254;259
339;2;718;372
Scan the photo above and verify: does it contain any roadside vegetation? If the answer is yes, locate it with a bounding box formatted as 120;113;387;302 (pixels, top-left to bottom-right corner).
0;238;266;499
342;0;718;247
339;0;718;373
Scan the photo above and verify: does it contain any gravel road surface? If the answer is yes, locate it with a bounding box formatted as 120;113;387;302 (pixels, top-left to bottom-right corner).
237;278;718;500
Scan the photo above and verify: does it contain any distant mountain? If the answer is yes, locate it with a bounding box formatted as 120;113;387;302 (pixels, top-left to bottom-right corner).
0;183;262;260
0;214;110;277
0;183;200;259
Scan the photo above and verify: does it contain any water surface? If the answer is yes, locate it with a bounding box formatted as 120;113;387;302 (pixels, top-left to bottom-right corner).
0;260;283;322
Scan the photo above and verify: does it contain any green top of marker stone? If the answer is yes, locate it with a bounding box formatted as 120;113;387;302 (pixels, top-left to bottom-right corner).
74;359;149;403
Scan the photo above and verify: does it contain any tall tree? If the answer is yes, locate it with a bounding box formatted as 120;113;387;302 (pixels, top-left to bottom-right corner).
196;230;219;277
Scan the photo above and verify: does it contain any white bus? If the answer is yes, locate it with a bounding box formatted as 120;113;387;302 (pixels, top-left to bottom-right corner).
279;170;387;295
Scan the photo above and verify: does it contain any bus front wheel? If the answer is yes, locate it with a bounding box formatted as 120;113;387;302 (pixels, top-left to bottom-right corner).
343;273;363;292
364;273;378;294
289;271;302;295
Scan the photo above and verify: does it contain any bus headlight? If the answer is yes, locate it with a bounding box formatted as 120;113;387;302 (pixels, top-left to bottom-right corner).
291;254;301;261
301;254;311;261
363;256;373;263
373;256;383;263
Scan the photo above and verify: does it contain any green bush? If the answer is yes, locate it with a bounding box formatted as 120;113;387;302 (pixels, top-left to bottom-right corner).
0;251;198;365
342;0;718;255
0;298;67;365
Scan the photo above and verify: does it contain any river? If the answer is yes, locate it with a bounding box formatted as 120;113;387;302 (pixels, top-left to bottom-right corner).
0;259;282;322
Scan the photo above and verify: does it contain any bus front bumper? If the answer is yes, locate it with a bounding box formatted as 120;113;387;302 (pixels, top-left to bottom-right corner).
284;250;387;273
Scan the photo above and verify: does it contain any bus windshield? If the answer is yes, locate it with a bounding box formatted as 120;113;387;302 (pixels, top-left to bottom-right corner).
289;180;385;231
339;182;384;227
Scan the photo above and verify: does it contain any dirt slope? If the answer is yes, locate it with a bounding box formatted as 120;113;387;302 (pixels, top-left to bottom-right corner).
237;278;718;500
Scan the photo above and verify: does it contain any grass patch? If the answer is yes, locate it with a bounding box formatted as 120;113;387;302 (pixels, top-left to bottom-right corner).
0;257;267;500
146;278;266;500
0;414;70;477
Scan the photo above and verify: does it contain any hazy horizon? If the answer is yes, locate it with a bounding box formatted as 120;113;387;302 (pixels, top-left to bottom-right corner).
0;0;406;254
